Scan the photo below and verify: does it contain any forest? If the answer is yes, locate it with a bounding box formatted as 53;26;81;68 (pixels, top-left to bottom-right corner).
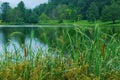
0;0;120;24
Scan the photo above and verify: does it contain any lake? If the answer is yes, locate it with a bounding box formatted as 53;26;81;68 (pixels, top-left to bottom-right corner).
0;26;49;61
0;25;120;61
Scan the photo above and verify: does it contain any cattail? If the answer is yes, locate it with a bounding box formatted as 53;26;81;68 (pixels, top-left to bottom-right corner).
76;46;78;53
22;44;27;58
59;35;63;44
101;43;105;57
24;47;26;58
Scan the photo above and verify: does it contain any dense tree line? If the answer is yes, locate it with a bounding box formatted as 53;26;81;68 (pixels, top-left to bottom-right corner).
0;0;120;24
0;1;38;24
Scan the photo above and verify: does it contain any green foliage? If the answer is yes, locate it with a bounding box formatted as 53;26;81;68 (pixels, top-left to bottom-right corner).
101;4;120;24
0;27;120;79
29;12;39;23
0;0;120;24
86;2;99;22
38;13;49;24
16;1;26;23
51;4;67;19
0;2;11;22
8;7;24;24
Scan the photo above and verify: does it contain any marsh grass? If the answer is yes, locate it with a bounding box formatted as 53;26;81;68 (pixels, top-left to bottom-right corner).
0;26;120;80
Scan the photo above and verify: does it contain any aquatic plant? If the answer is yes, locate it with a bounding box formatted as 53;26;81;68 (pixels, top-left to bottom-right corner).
0;26;120;80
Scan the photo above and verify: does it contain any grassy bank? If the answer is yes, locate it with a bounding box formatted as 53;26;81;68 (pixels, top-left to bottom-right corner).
1;19;120;27
37;19;120;29
0;26;120;80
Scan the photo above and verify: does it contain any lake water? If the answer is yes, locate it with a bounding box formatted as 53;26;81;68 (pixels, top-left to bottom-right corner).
0;25;120;61
0;26;49;61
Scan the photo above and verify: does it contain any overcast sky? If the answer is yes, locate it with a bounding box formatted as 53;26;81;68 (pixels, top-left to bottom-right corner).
0;0;48;9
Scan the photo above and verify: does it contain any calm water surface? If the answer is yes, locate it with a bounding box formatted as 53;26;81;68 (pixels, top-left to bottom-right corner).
0;26;49;61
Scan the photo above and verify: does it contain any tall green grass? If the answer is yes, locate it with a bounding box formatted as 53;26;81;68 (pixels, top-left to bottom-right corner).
0;26;120;80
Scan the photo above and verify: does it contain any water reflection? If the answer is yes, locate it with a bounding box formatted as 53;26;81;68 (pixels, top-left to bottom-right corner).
25;37;48;55
0;32;4;54
0;30;48;61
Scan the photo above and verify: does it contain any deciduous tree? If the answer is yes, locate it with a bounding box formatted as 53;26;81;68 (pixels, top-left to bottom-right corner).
86;2;99;22
1;2;11;22
101;4;120;24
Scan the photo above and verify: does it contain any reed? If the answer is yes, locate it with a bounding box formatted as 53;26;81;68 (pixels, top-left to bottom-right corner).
0;26;120;80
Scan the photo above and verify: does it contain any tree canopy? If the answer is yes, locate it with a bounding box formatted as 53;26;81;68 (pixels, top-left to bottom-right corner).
101;4;120;24
86;2;99;21
0;0;120;24
1;2;11;22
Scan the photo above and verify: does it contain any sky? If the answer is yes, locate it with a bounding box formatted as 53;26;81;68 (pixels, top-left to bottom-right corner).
0;0;48;9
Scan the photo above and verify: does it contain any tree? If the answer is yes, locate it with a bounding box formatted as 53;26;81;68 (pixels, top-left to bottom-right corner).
17;1;26;23
1;2;11;22
24;9;32;23
38;13;49;23
33;3;47;16
86;2;99;21
64;8;72;20
51;4;68;19
29;11;39;23
101;4;120;24
8;7;24;24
